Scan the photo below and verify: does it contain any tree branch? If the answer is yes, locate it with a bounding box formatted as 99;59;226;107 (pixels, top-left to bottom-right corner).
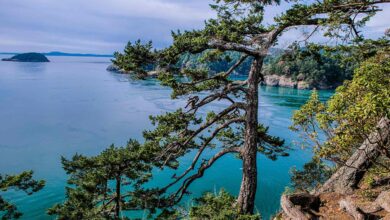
171;146;241;204
160;117;245;192
208;39;261;56
156;103;246;163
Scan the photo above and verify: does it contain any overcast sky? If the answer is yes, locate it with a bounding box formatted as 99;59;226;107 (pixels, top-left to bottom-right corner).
0;0;388;54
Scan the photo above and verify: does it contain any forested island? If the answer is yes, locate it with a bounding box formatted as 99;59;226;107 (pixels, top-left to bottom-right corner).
1;0;389;219
1;53;50;62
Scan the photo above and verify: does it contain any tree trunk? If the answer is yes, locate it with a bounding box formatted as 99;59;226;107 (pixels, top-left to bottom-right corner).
115;176;121;219
315;117;390;195
237;57;263;214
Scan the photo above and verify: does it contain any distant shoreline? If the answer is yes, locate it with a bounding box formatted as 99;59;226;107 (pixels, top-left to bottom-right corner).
0;52;113;58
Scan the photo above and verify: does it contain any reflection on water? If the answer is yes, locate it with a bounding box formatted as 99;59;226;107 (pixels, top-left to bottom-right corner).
0;56;333;219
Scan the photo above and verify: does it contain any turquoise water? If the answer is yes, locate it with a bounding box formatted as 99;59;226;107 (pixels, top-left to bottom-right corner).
0;56;333;219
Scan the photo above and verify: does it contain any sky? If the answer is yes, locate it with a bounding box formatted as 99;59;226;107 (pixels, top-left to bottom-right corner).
0;0;389;54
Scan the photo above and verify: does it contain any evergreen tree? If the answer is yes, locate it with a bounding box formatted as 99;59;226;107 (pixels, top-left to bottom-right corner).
0;171;44;219
48;140;152;220
113;0;389;216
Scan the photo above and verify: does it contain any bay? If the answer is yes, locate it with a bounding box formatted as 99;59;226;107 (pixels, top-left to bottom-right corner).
0;56;333;219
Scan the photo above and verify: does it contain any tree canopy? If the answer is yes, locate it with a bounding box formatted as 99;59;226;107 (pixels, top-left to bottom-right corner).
110;0;389;217
48;140;153;220
0;171;44;219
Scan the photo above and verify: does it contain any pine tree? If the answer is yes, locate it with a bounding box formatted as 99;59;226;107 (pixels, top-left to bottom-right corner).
48;140;152;220
113;0;389;215
0;171;45;219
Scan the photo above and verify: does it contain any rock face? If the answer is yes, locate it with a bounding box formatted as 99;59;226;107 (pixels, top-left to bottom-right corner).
262;74;337;90
375;191;390;212
263;75;300;89
297;81;312;90
2;53;50;62
264;75;280;87
279;75;297;88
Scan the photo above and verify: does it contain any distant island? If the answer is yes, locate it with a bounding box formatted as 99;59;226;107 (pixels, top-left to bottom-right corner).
44;51;113;57
0;51;113;58
2;53;50;62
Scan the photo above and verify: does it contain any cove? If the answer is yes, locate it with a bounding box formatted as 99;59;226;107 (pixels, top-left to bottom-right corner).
0;55;333;219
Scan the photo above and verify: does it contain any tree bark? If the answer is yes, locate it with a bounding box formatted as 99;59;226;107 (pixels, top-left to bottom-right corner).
115;176;121;219
315;117;390;195
237;57;263;214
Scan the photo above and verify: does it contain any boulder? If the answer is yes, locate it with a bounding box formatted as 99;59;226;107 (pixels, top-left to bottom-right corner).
339;198;365;220
106;64;120;72
376;191;390;212
296;73;305;81
264;75;280;87
280;193;320;220
297;81;312;90
106;64;131;74
147;70;159;78
279;75;297;88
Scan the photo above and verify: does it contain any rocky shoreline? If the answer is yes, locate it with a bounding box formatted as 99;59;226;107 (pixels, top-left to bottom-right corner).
262;74;336;90
106;64;158;77
107;64;336;90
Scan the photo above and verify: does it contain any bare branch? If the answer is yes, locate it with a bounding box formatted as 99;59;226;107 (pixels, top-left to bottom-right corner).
172;147;241;203
161;117;245;191
156;102;246;163
223;54;250;77
208;39;262;56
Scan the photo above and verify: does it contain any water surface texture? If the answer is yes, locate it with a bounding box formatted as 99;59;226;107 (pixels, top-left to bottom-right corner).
0;56;333;219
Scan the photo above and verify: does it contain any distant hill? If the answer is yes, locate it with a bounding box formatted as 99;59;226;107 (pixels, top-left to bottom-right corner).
44;51;113;57
0;51;113;58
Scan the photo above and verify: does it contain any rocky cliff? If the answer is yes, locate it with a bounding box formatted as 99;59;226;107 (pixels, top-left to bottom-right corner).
262;74;336;90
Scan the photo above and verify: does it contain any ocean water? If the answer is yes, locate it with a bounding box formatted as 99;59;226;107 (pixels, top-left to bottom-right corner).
0;55;333;219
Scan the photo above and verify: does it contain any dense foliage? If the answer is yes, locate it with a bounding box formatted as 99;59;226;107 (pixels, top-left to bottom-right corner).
112;40;155;78
189;190;260;220
264;44;349;87
290;46;390;190
0;171;44;219
48;140;152;220
114;38;389;89
290;160;333;192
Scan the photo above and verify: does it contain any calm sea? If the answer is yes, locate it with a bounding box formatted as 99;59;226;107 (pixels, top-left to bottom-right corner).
0;55;333;219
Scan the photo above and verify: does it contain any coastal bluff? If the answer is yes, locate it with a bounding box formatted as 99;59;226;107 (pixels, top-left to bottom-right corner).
2;53;50;62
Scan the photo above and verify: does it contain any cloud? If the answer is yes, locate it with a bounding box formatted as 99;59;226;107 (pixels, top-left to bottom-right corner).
0;0;213;53
0;0;387;54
